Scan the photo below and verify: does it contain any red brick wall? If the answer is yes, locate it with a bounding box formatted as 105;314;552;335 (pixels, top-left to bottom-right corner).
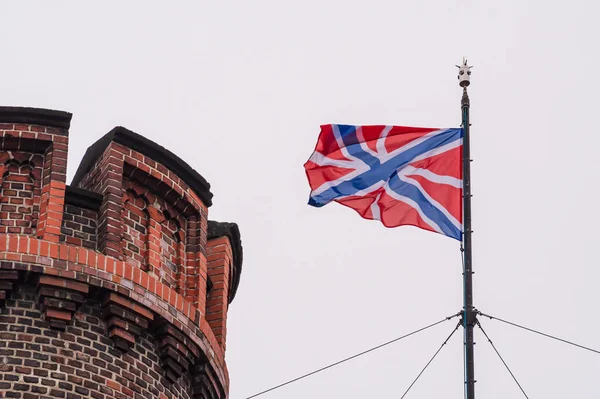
60;204;98;250
75;144;211;311
121;179;191;295
0;236;230;397
121;188;150;271
76;146;124;258
0;113;240;399
0;287;194;399
0;153;43;235
183;215;205;311
0;122;69;244
206;237;232;351
159;211;184;289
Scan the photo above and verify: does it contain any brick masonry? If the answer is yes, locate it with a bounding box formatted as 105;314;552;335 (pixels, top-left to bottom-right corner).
0;287;195;399
206;237;232;351
0;108;243;399
60;205;98;250
0;153;44;236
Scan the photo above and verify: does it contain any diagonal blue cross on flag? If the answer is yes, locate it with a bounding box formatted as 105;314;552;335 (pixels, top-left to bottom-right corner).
304;124;464;240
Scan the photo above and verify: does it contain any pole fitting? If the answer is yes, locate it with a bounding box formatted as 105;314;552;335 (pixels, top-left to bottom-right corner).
461;88;470;108
458;58;472;108
457;57;472;88
464;308;478;327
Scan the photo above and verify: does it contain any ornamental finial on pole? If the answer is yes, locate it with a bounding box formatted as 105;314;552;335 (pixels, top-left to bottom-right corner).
456;57;472;88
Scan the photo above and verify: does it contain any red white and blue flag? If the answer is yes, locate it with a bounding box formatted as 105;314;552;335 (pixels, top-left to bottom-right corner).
304;125;464;240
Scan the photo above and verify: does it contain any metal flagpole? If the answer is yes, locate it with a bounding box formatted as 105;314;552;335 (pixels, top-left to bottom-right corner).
457;58;475;399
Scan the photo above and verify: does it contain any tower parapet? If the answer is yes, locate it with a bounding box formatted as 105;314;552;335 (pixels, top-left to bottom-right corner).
0;107;242;398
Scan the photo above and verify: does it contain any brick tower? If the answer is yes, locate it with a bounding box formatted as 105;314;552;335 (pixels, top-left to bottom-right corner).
0;107;243;399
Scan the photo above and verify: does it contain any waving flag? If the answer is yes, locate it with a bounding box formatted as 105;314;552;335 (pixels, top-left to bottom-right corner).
304;125;464;240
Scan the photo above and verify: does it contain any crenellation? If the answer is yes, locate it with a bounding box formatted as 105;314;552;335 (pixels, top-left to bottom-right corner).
0;107;242;398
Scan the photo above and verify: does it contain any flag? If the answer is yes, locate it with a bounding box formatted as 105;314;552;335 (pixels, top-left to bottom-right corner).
304;124;464;240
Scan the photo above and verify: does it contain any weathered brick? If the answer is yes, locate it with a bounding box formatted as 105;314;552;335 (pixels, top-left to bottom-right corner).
0;114;242;399
1;291;199;398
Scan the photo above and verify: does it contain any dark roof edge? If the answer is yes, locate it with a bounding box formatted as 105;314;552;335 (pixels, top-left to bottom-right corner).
71;129;116;187
0;106;72;129
71;126;213;207
65;186;103;211
207;221;243;304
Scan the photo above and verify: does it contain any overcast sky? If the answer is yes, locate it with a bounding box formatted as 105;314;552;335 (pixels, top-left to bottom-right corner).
2;1;600;398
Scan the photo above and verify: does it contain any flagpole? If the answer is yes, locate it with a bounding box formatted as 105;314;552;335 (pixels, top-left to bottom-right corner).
458;58;475;399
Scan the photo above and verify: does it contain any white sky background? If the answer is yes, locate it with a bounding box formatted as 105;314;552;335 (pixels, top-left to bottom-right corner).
2;1;600;398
